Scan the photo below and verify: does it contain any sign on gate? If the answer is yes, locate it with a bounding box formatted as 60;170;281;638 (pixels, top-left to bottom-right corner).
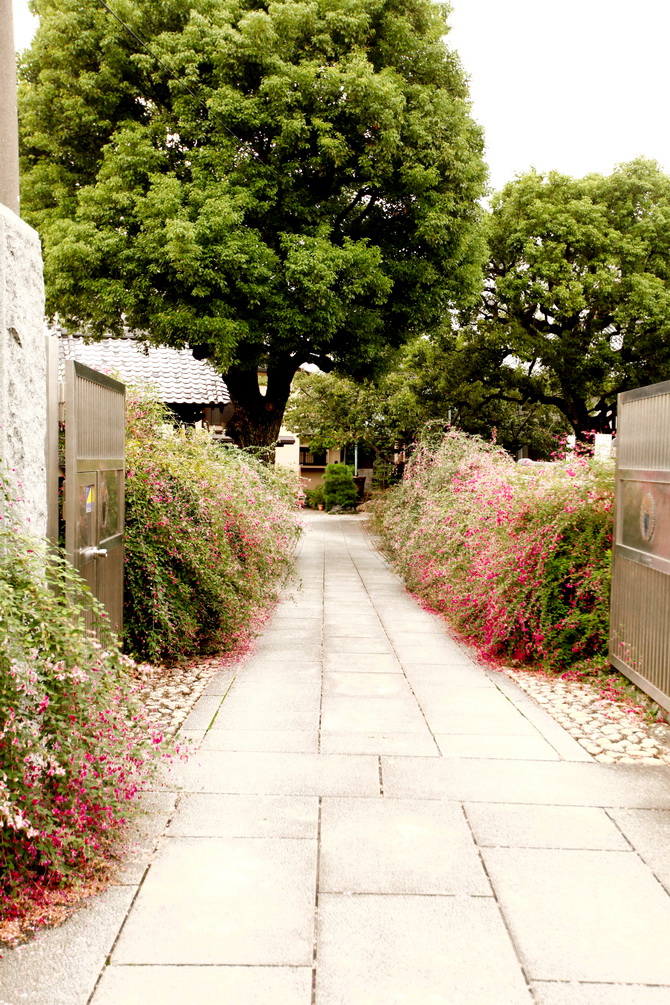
64;361;125;637
610;379;670;713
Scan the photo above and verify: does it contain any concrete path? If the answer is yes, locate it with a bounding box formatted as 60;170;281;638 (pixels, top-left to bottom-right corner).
3;513;670;1004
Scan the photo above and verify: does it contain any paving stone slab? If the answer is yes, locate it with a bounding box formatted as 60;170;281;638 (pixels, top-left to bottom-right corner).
260;626;322;640
418;710;539;736
394;645;486;665
320;730;439;756
608;808;670;891
200;671;237;696
91;965;313;1005
211;691;321;732
386;631;456;647
403;663;495;687
531;983;670;1005
415;685;518;715
435;733;560;760
321;695;429;734
252;643;323;661
324;637;394;654
166;793;318;838
265;615;321;630
236;662;322;684
323;625;386;639
322;671;413;698
315;894;532;1004
180;694;224;730
466;803;631;850
319;797;491;894
324;653;403;674
179;750;381;795
112;837;317;965
323;616;383;630
381;757;670;807
482;847;670;983
217;680;322;705
0;886;135;1005
200;728;319;752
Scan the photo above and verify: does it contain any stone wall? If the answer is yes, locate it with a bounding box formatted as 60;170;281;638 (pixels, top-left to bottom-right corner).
0;202;47;536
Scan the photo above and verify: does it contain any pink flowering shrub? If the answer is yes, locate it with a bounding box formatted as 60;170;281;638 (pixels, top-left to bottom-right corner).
124;393;301;662
0;502;164;915
374;430;613;668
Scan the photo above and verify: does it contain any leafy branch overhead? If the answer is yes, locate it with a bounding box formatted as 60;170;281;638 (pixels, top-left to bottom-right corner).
20;0;487;445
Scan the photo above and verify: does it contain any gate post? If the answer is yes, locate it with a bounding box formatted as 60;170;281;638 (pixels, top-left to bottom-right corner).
609;379;670;713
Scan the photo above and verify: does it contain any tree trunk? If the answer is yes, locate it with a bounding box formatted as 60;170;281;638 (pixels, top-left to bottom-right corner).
224;357;296;450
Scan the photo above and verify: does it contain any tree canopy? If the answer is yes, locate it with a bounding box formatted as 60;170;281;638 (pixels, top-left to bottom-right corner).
467;159;670;438
20;0;487;444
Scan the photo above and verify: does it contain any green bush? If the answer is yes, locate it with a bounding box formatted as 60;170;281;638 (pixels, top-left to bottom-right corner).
0;478;163;915
323;463;357;511
124;392;302;663
304;485;325;509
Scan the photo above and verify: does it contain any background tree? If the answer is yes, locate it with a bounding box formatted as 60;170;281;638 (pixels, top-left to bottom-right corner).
20;0;487;446
286;335;569;463
285;364;423;467
466;159;670;439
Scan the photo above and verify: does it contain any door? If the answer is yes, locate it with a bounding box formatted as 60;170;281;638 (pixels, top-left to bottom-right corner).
64;361;125;637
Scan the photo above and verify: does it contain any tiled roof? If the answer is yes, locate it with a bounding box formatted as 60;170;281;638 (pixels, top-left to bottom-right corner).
56;332;230;405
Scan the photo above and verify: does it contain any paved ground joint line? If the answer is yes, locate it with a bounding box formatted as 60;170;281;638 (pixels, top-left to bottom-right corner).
311;796;323;1005
604;806;670;899
460;801;537;998
205;675;237;731
317;522;326;756
339;517;442;756
84;791;185;1005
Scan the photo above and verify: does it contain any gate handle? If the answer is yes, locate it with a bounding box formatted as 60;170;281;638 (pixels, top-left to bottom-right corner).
80;546;108;561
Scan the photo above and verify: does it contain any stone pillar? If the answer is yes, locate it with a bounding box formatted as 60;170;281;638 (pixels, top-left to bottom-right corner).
0;0;20;215
0;203;47;536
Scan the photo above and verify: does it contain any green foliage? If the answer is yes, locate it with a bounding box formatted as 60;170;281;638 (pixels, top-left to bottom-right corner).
285;336;570;462
304;484;325;509
124;391;301;662
464;159;670;437
373;431;613;669
19;0;487;444
0;477;163;912
323;462;358;510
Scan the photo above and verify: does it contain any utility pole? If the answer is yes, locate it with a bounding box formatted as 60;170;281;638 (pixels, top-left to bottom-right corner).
0;0;20;214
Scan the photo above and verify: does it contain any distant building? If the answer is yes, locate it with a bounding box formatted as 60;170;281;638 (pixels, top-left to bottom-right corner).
56;329;233;435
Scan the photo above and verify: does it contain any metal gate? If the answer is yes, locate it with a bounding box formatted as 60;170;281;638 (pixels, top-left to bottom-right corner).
610;379;670;713
64;361;125;637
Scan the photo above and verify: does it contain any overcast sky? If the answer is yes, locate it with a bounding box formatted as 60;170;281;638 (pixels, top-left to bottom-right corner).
12;0;670;192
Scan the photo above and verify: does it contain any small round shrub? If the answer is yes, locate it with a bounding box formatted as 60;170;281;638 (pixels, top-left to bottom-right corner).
304;485;325;509
323;463;357;511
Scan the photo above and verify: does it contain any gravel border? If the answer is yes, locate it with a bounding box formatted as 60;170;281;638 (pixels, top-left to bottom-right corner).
501;665;670;764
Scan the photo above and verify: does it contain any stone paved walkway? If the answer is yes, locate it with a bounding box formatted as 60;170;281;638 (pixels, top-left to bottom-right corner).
4;513;670;1004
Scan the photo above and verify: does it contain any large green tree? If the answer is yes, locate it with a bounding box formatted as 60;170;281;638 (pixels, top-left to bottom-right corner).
20;0;486;445
469;159;670;438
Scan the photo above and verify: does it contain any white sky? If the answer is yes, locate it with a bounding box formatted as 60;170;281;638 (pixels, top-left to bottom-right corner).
448;0;670;191
12;0;670;193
